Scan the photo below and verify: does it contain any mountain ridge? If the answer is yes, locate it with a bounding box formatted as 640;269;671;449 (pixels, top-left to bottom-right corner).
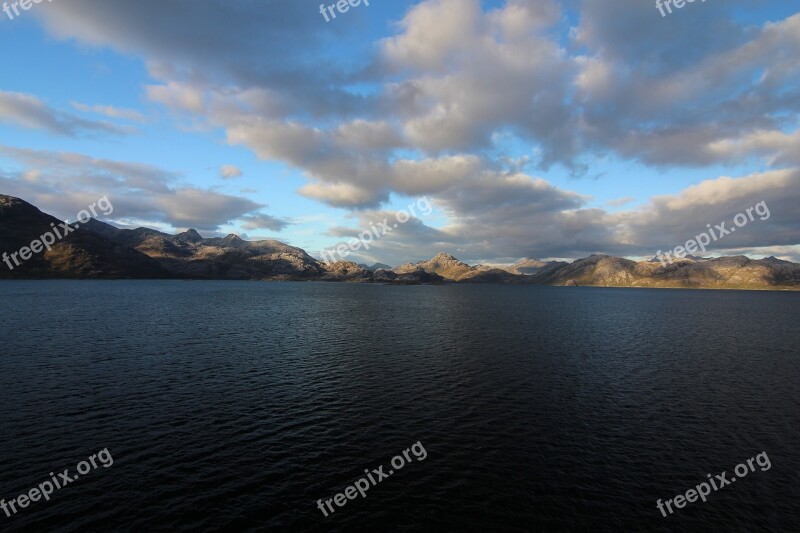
2;195;799;289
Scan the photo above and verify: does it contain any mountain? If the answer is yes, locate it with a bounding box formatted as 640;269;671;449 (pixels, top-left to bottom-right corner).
373;267;445;284
536;254;800;290
392;252;800;289
358;262;392;272
0;196;419;282
648;253;709;263
2;195;799;289
504;257;568;275
174;228;204;243
81;218;325;280
394;252;526;283
0;196;170;279
319;261;373;281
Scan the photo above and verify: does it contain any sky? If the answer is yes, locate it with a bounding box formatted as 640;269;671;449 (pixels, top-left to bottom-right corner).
1;0;799;265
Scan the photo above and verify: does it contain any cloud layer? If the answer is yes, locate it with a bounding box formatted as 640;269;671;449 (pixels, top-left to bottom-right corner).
0;146;269;232
4;0;797;261
0;91;135;136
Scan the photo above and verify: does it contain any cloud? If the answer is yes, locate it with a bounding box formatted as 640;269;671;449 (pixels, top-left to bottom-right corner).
36;0;363;118
0;91;134;136
0;145;175;193
623;168;800;254
220;165;243;180
28;1;800;172
0;146;264;231
378;0;579;167
320;208;450;266
607;197;635;207
574;5;800;168
707;129;800;167
70;102;147;123
16;0;800;262
315;166;800;264
240;213;290;232
153;189;262;230
32;1;800;185
298;181;388;209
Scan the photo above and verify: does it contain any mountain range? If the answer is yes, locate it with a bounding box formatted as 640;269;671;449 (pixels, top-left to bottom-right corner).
1;194;798;290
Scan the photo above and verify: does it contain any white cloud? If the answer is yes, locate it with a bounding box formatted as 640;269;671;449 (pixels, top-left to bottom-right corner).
70;102;147;123
12;0;799;262
220;165;243;180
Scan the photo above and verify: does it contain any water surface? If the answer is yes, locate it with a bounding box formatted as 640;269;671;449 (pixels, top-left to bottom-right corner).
1;281;798;531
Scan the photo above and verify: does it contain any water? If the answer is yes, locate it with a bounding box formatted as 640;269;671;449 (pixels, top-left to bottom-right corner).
1;281;798;531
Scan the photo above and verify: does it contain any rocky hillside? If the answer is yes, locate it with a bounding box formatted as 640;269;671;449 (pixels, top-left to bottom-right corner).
84;218;326;280
388;252;800;289
535;254;800;290
358;262;392;272
0;195;169;279
394;253;526;283
0;196;441;283
504;257;568;275
3;195;799;288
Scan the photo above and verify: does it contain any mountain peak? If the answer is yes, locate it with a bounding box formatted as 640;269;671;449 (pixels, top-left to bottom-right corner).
0;194;41;217
0;194;25;207
174;229;204;243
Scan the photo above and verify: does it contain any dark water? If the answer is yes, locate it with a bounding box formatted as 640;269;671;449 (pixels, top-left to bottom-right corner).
0;281;798;532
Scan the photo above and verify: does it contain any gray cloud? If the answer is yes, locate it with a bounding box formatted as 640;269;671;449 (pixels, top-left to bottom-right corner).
240;213;291;232
607;197;635;207
574;4;800;168
36;0;372;120
14;0;800;262
316;167;800;264
622;168;800;255
70;102;147;123
0;91;134;137
31;0;799;183
27;0;800;172
220;165;243;180
0;146;265;231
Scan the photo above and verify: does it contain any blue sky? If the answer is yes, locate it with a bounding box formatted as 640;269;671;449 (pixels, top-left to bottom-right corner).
1;0;799;265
